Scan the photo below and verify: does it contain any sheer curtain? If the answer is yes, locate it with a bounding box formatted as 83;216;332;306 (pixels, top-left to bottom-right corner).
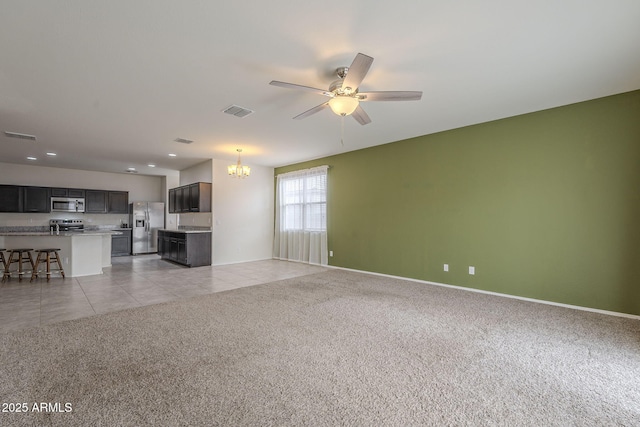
273;165;328;265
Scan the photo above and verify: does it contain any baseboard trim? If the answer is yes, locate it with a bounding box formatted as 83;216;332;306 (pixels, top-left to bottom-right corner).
213;257;274;267
325;264;640;321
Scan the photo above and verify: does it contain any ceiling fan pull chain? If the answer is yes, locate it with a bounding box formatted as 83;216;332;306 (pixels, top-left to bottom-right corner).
341;115;345;146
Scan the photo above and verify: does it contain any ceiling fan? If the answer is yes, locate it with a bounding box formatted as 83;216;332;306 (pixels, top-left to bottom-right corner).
269;53;422;125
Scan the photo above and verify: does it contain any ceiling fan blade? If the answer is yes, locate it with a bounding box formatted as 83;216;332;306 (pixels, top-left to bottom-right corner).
269;81;333;97
351;105;371;125
358;91;423;101
293;102;329;120
342;53;373;92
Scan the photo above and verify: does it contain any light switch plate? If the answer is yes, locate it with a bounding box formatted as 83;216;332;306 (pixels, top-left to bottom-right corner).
469;266;475;275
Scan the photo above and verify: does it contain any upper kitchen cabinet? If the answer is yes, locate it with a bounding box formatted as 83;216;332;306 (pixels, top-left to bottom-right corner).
86;190;129;213
0;185;50;213
188;182;211;212
85;190;107;213
168;188;176;213
168;182;211;213
23;186;51;213
108;191;129;214
177;186;188;212
51;188;85;198
0;185;23;212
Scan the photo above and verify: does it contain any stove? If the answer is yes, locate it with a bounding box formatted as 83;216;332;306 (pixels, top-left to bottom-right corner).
49;219;84;232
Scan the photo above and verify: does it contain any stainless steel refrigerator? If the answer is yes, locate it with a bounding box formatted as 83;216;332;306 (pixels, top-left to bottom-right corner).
130;202;165;255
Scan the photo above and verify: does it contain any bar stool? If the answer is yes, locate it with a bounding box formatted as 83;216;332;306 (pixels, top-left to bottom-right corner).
0;249;7;278
2;249;35;282
31;249;66;282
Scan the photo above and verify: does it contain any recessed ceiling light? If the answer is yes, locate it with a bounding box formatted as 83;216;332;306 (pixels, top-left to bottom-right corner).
26;156;37;160
148;164;156;168
46;152;57;156
168;153;177;157
127;167;136;171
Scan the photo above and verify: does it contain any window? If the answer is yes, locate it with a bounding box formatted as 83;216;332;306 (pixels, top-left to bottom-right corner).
281;171;327;231
274;165;329;265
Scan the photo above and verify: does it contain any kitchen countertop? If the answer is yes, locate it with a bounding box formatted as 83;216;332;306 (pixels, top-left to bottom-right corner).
0;230;122;237
158;229;212;234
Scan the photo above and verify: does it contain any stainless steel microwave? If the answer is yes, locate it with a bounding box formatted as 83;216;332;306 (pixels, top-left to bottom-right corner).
51;197;85;213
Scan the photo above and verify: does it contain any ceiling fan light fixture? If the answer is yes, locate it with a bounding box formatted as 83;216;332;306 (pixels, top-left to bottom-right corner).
328;96;359;116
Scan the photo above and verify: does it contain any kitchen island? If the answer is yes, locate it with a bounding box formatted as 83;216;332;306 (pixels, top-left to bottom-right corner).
0;230;121;277
157;229;212;267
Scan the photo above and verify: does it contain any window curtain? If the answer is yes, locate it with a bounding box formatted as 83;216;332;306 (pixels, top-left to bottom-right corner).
273;165;328;265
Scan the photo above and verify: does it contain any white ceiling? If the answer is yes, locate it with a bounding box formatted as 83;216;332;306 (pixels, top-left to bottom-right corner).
1;1;639;176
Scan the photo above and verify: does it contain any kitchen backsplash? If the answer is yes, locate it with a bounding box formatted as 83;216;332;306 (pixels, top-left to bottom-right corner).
0;212;129;228
0;211;212;230
178;212;212;228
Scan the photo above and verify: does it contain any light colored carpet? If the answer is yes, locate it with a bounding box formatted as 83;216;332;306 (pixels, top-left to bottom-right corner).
1;269;639;426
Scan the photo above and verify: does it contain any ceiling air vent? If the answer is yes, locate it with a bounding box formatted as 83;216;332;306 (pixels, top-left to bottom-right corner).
174;137;194;144
222;105;254;118
4;131;37;141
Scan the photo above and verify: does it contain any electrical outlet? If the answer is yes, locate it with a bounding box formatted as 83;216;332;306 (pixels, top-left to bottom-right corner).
444;264;449;272
329;251;334;257
469;266;475;275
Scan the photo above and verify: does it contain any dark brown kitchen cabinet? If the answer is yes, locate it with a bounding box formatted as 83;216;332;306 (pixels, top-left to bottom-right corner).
170;186;188;213
85;190;108;213
0;185;23;212
23;186;50;213
188;182;211;212
108;191;129;213
0;185;49;213
168;182;211;213
111;229;132;257
178;186;188;212
87;190;128;213
168;188;176;213
157;230;211;267
51;188;85;198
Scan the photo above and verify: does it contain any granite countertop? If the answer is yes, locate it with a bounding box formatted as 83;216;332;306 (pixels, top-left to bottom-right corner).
0;230;122;237
159;228;212;234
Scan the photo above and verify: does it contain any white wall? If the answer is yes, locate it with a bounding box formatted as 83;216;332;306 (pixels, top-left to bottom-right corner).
179;160;212;186
0;162;165;202
177;160;213;228
0;162;168;228
212;158;274;265
163;175;180;230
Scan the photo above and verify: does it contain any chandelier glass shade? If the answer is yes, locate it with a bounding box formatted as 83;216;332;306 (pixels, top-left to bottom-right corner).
228;149;250;178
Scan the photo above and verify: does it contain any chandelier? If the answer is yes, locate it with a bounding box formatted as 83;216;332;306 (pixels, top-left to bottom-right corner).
228;148;250;178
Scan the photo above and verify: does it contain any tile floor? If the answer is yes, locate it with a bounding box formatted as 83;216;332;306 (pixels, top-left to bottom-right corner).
0;255;327;333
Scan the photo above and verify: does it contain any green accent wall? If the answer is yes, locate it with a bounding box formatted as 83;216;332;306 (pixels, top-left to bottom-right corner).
276;90;640;316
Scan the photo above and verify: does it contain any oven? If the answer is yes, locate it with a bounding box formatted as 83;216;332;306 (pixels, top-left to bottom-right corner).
49;219;84;232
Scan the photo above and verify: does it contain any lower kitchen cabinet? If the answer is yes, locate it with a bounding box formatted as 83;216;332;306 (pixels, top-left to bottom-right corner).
157;230;211;267
111;229;132;257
